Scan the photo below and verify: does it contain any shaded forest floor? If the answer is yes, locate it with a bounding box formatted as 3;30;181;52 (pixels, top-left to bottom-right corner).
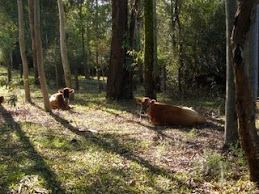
0;68;259;193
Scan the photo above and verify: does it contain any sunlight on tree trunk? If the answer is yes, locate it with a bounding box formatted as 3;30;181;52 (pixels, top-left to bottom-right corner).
34;0;51;112
57;0;72;90
17;0;31;103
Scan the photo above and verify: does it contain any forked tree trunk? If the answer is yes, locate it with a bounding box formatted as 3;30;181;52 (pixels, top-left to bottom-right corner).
34;0;52;112
17;0;31;102
232;0;259;183
57;0;72;89
224;0;238;147
28;0;39;85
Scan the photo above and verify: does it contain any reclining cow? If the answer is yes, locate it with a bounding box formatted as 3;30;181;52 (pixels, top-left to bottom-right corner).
49;87;74;110
136;97;205;126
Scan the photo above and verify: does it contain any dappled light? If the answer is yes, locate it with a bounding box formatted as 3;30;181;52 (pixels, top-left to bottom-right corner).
0;76;258;192
1;0;259;191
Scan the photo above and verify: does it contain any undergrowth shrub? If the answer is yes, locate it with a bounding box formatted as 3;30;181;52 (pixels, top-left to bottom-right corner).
192;149;228;182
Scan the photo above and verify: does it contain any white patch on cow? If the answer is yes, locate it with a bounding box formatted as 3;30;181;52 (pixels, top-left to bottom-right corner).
49;95;57;102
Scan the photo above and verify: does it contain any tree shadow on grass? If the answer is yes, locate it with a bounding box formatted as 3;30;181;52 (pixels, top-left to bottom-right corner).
46;110;193;190
0;105;65;193
99;106;224;139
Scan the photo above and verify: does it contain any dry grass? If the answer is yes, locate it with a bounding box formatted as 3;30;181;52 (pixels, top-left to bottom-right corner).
0;67;258;193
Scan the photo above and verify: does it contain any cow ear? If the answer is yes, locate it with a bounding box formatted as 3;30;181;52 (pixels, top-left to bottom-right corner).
136;98;142;104
58;89;64;93
69;89;75;93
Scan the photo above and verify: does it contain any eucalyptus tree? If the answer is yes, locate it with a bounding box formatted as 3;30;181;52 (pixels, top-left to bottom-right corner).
17;0;31;102
232;0;259;183
144;0;156;99
107;0;133;100
28;0;39;85
34;0;52;112
57;0;72;89
224;0;238;147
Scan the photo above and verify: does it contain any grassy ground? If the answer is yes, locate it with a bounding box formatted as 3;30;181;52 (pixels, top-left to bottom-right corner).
0;67;258;193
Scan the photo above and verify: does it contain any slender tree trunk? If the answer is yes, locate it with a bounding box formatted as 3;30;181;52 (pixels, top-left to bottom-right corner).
28;0;39;85
55;62;64;88
86;0;91;77
17;0;31;102
86;23;91;77
57;0;72;89
95;0;99;81
128;0;139;91
129;0;142;85
75;68;79;90
79;0;89;79
232;0;259;183
170;0;183;93
161;64;166;91
224;0;238;147
153;0;160;92
34;0;51;112
144;0;156;99
8;51;12;83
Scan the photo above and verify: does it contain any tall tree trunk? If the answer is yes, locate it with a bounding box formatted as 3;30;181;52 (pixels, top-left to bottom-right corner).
86;22;91;77
34;0;51;112
79;0;89;79
232;0;259;183
57;0;72;89
107;0;133;100
17;0;31;102
129;0;143;86
144;0;156;99
85;0;91;78
55;62;64;88
224;0;238;147
28;0;39;85
8;51;12;83
129;0;139;90
161;64;166;91
95;0;99;81
153;0;160;92
75;68;79;90
170;0;183;93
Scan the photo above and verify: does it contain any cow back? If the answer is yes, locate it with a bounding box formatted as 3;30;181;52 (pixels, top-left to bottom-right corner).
147;102;205;126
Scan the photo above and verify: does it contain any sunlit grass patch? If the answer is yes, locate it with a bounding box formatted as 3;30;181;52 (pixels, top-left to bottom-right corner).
0;67;259;193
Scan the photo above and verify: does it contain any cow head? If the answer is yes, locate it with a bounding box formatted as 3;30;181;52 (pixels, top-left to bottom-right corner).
58;87;74;99
136;97;156;115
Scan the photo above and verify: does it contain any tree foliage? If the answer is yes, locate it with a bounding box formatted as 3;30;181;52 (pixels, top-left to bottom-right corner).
0;0;225;95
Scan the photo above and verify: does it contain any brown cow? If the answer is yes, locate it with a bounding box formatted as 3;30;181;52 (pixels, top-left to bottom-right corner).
49;87;74;110
136;97;206;126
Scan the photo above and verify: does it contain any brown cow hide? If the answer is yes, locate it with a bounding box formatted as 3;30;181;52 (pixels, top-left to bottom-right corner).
136;97;205;126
